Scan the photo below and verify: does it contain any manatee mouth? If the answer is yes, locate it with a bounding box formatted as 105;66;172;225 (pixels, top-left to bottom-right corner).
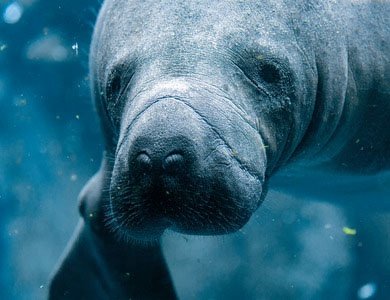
107;150;262;243
106;97;265;243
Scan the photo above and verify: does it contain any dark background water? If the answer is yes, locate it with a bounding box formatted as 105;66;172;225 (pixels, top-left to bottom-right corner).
1;1;389;299
0;0;102;298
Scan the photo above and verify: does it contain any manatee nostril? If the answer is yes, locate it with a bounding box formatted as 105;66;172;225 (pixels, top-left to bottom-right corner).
163;153;185;175
135;152;152;172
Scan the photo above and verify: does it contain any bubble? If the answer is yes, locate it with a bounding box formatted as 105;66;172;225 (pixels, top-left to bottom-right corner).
3;2;23;24
357;282;377;299
70;174;78;182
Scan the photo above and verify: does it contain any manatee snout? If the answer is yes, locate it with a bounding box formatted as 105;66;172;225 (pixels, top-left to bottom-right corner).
108;92;266;243
127;100;201;181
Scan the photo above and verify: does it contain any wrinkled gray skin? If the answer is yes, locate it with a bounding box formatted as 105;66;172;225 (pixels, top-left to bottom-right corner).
49;0;389;299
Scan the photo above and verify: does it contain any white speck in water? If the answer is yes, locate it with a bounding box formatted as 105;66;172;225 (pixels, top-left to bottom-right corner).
72;42;79;56
357;282;377;299
70;174;78;182
3;2;23;24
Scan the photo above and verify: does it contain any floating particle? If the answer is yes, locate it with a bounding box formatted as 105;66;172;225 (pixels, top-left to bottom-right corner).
9;229;19;236
343;226;357;235
75;114;80;119
0;44;7;51
70;174;78;182
15;98;27;107
357;282;377;299
72;42;79;56
26;35;68;62
40;285;44;289
3;2;23;24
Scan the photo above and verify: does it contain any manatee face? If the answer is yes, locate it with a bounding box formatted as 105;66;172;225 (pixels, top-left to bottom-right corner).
90;0;316;242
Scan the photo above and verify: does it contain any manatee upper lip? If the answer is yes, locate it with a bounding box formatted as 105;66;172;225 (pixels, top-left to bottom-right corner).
117;95;264;186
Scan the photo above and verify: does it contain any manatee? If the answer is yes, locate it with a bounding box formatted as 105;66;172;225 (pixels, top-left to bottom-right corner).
49;0;389;299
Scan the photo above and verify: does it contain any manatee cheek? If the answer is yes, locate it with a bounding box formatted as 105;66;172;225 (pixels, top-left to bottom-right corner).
195;144;264;233
107;97;265;241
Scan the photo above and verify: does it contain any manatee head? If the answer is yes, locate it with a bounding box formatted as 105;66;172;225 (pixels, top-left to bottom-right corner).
90;0;316;242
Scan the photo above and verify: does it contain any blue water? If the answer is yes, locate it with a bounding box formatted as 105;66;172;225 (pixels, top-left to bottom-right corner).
0;1;389;299
0;1;101;298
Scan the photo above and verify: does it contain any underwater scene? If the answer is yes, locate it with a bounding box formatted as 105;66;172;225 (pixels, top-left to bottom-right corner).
1;1;389;299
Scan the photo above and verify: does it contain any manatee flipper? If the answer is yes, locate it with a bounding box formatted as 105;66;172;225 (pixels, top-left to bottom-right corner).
48;161;177;299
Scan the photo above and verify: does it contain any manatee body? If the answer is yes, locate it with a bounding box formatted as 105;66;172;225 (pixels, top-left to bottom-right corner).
49;0;389;299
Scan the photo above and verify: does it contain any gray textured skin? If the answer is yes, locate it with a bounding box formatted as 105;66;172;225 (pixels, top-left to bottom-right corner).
49;0;389;299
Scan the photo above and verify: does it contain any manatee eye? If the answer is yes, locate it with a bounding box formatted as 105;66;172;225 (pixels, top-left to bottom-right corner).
260;63;282;84
107;72;122;101
104;71;124;132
